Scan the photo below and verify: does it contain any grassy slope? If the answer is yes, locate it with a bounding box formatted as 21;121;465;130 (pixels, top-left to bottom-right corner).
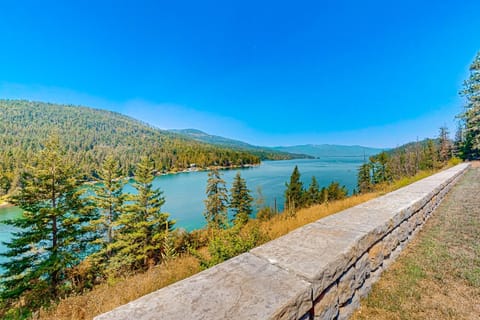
39;168;443;320
352;163;480;320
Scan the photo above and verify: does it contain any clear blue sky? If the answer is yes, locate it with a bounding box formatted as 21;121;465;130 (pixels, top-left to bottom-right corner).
1;1;479;148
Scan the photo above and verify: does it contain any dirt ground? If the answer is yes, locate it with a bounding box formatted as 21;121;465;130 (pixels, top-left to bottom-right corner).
352;162;480;320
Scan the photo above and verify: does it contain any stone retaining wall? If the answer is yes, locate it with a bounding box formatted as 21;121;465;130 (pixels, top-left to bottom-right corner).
95;163;470;320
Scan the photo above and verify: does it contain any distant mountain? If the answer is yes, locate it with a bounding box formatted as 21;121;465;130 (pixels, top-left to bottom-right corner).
272;144;387;159
170;129;312;160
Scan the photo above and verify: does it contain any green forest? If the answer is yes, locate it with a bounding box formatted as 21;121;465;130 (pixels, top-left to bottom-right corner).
0;100;263;195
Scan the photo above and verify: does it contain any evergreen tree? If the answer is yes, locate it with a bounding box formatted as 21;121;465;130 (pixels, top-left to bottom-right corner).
438;126;452;162
285;166;304;213
229;172;253;226
453;122;464;158
420;139;438;170
0;136;97;314
203;169;229;229
113;157;174;271
357;163;372;193
306;176;321;206
459;52;480;159
326;181;348;201
90;156;125;265
375;151;390;183
369;152;389;184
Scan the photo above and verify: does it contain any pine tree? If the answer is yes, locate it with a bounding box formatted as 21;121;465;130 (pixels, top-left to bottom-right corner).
357;163;372;193
327;181;348;201
113;157;174;271
0;136;97;314
459;52;480;160
285;166;304;213
90;156;125;266
229;172;253;226
453;122;464;158
375;151;390;183
438;126;452;162
204;169;229;229
420;139;438;169
306;176;321;206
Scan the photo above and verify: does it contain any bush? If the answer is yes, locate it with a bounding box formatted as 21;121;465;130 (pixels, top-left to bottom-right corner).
200;223;268;269
448;157;462;166
256;206;275;221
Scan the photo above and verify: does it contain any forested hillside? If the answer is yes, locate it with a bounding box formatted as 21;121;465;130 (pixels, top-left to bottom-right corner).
0;100;260;195
171;129;311;160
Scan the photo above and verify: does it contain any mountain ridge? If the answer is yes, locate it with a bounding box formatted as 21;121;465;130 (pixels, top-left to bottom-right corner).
272;144;386;158
170;128;312;160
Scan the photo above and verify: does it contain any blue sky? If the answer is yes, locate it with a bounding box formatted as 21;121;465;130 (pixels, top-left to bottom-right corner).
1;1;479;148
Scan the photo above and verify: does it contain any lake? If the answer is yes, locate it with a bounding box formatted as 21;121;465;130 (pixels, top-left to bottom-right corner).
0;158;363;263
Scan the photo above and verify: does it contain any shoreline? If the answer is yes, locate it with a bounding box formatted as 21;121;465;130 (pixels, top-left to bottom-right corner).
84;162;262;185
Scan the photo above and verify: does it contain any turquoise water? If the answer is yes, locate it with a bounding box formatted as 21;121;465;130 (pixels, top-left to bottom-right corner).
134;158;362;230
0;206;23;267
0;158;362;261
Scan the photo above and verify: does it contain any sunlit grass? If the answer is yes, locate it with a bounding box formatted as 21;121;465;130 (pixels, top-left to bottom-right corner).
39;255;201;320
261;193;380;239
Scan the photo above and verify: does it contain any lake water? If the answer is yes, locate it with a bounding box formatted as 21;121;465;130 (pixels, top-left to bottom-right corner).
0;158;362;264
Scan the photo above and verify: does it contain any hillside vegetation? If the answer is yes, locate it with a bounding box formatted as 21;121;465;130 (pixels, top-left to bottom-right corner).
0;100;260;195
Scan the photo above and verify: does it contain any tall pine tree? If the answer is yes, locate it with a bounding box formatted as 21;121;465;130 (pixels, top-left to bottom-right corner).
357;163;372;193
306;176;321;206
230;172;253;226
113;157;174;271
90;156;125;266
204;169;229;229
459;51;480;160
0;136;97;315
285;166;304;213
438;126;452;163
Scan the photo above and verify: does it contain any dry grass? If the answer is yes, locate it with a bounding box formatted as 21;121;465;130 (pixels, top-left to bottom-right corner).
261;193;380;239
352;164;480;320
38;168;445;320
39;255;201;320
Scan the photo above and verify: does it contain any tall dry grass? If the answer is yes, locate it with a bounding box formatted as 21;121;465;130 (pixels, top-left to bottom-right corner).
39;255;201;320
261;193;380;239
38;168;443;320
